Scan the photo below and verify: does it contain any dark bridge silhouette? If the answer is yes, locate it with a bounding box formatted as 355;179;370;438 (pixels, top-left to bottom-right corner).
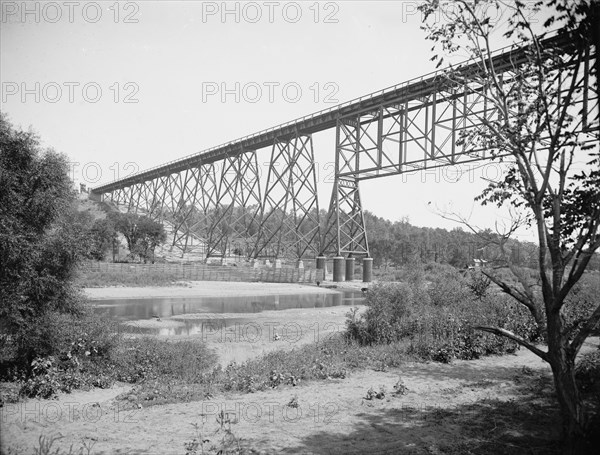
91;32;598;264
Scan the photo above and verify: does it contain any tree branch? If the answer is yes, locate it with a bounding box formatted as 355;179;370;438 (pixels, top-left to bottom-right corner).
473;325;549;361
482;270;540;319
570;303;600;357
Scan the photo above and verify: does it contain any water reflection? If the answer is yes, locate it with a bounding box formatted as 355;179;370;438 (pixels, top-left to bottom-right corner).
91;291;364;336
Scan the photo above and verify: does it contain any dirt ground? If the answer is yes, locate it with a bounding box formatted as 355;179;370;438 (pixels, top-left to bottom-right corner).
2;346;575;455
2;282;596;454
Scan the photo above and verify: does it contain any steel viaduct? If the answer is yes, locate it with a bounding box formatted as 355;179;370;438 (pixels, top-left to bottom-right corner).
91;31;598;279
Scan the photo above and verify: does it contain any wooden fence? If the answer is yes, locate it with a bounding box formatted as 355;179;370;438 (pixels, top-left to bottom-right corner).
80;262;324;283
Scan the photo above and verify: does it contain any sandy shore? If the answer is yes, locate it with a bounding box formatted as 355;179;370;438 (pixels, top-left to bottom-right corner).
175;305;365;366
83;281;363;300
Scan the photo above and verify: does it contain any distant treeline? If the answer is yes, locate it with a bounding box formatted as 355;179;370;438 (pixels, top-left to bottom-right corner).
363;211;600;271
116;201;599;270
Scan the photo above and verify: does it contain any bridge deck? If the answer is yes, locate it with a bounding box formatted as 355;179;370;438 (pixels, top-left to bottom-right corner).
92;32;574;194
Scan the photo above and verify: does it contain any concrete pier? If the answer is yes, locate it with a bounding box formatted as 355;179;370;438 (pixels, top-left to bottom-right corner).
362;257;373;282
333;256;345;282
345;257;355;281
316;256;326;281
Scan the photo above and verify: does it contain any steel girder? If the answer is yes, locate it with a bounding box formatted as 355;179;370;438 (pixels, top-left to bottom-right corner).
99;38;597;261
341;48;597;182
92;33;579;196
253;134;320;259
321;44;598;257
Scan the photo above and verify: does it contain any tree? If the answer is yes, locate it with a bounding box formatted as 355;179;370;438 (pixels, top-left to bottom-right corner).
0;114;88;362
135;215;167;262
87;218;117;261
110;212;166;262
419;1;599;452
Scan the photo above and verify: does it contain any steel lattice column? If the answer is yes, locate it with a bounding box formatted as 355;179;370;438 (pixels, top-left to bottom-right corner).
322;120;369;256
168;167;204;254
205;150;262;259
253;134;320;259
231;151;263;257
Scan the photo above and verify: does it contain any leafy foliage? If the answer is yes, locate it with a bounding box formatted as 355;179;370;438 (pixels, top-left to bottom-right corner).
467;269;492;299
0;114;89;364
87;217;117;261
346;279;538;362
111;337;216;383
109;211;167;262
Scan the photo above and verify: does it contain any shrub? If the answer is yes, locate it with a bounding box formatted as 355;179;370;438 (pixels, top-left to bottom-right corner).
10;308;121;372
13;310;122;398
215;336;350;394
426;265;470;306
1;308;122;399
111;337;217;383
346;278;538;363
576;348;600;393
19;357;63;399
467;270;492;299
403;262;426;287
563;273;600;339
346;282;415;344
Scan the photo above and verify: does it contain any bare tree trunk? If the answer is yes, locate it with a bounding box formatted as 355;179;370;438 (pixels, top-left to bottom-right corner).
547;311;589;454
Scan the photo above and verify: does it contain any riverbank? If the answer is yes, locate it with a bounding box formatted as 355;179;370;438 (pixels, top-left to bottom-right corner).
86;281;368;366
163;305;365;366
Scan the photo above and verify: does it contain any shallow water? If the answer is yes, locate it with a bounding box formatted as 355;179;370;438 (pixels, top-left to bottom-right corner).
90;290;364;336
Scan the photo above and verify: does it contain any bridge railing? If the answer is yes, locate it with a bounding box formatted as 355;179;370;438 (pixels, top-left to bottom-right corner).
79;262;324;284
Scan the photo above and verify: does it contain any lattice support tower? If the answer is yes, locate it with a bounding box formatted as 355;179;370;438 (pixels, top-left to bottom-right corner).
253;134;320;259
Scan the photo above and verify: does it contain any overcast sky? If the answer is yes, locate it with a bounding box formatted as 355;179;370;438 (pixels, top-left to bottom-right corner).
1;0;553;242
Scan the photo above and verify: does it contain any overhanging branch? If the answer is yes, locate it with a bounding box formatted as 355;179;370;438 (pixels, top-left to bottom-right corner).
473;325;549;361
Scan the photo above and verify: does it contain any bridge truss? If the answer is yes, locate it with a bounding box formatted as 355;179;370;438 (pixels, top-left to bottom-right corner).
93;32;598;261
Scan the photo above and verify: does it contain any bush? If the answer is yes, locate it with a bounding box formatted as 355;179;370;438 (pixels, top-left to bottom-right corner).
405;295;536;362
563;273;600;339
576;348;600;393
346;283;415;344
213;336;352;394
346;278;538;363
0;308;122;399
19;357;64;399
13;322;217;399
111;337;217;383
467;269;492;299
8;308;121;372
426;264;471;306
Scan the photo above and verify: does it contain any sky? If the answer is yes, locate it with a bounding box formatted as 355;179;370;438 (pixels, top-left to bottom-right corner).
1;0;556;242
